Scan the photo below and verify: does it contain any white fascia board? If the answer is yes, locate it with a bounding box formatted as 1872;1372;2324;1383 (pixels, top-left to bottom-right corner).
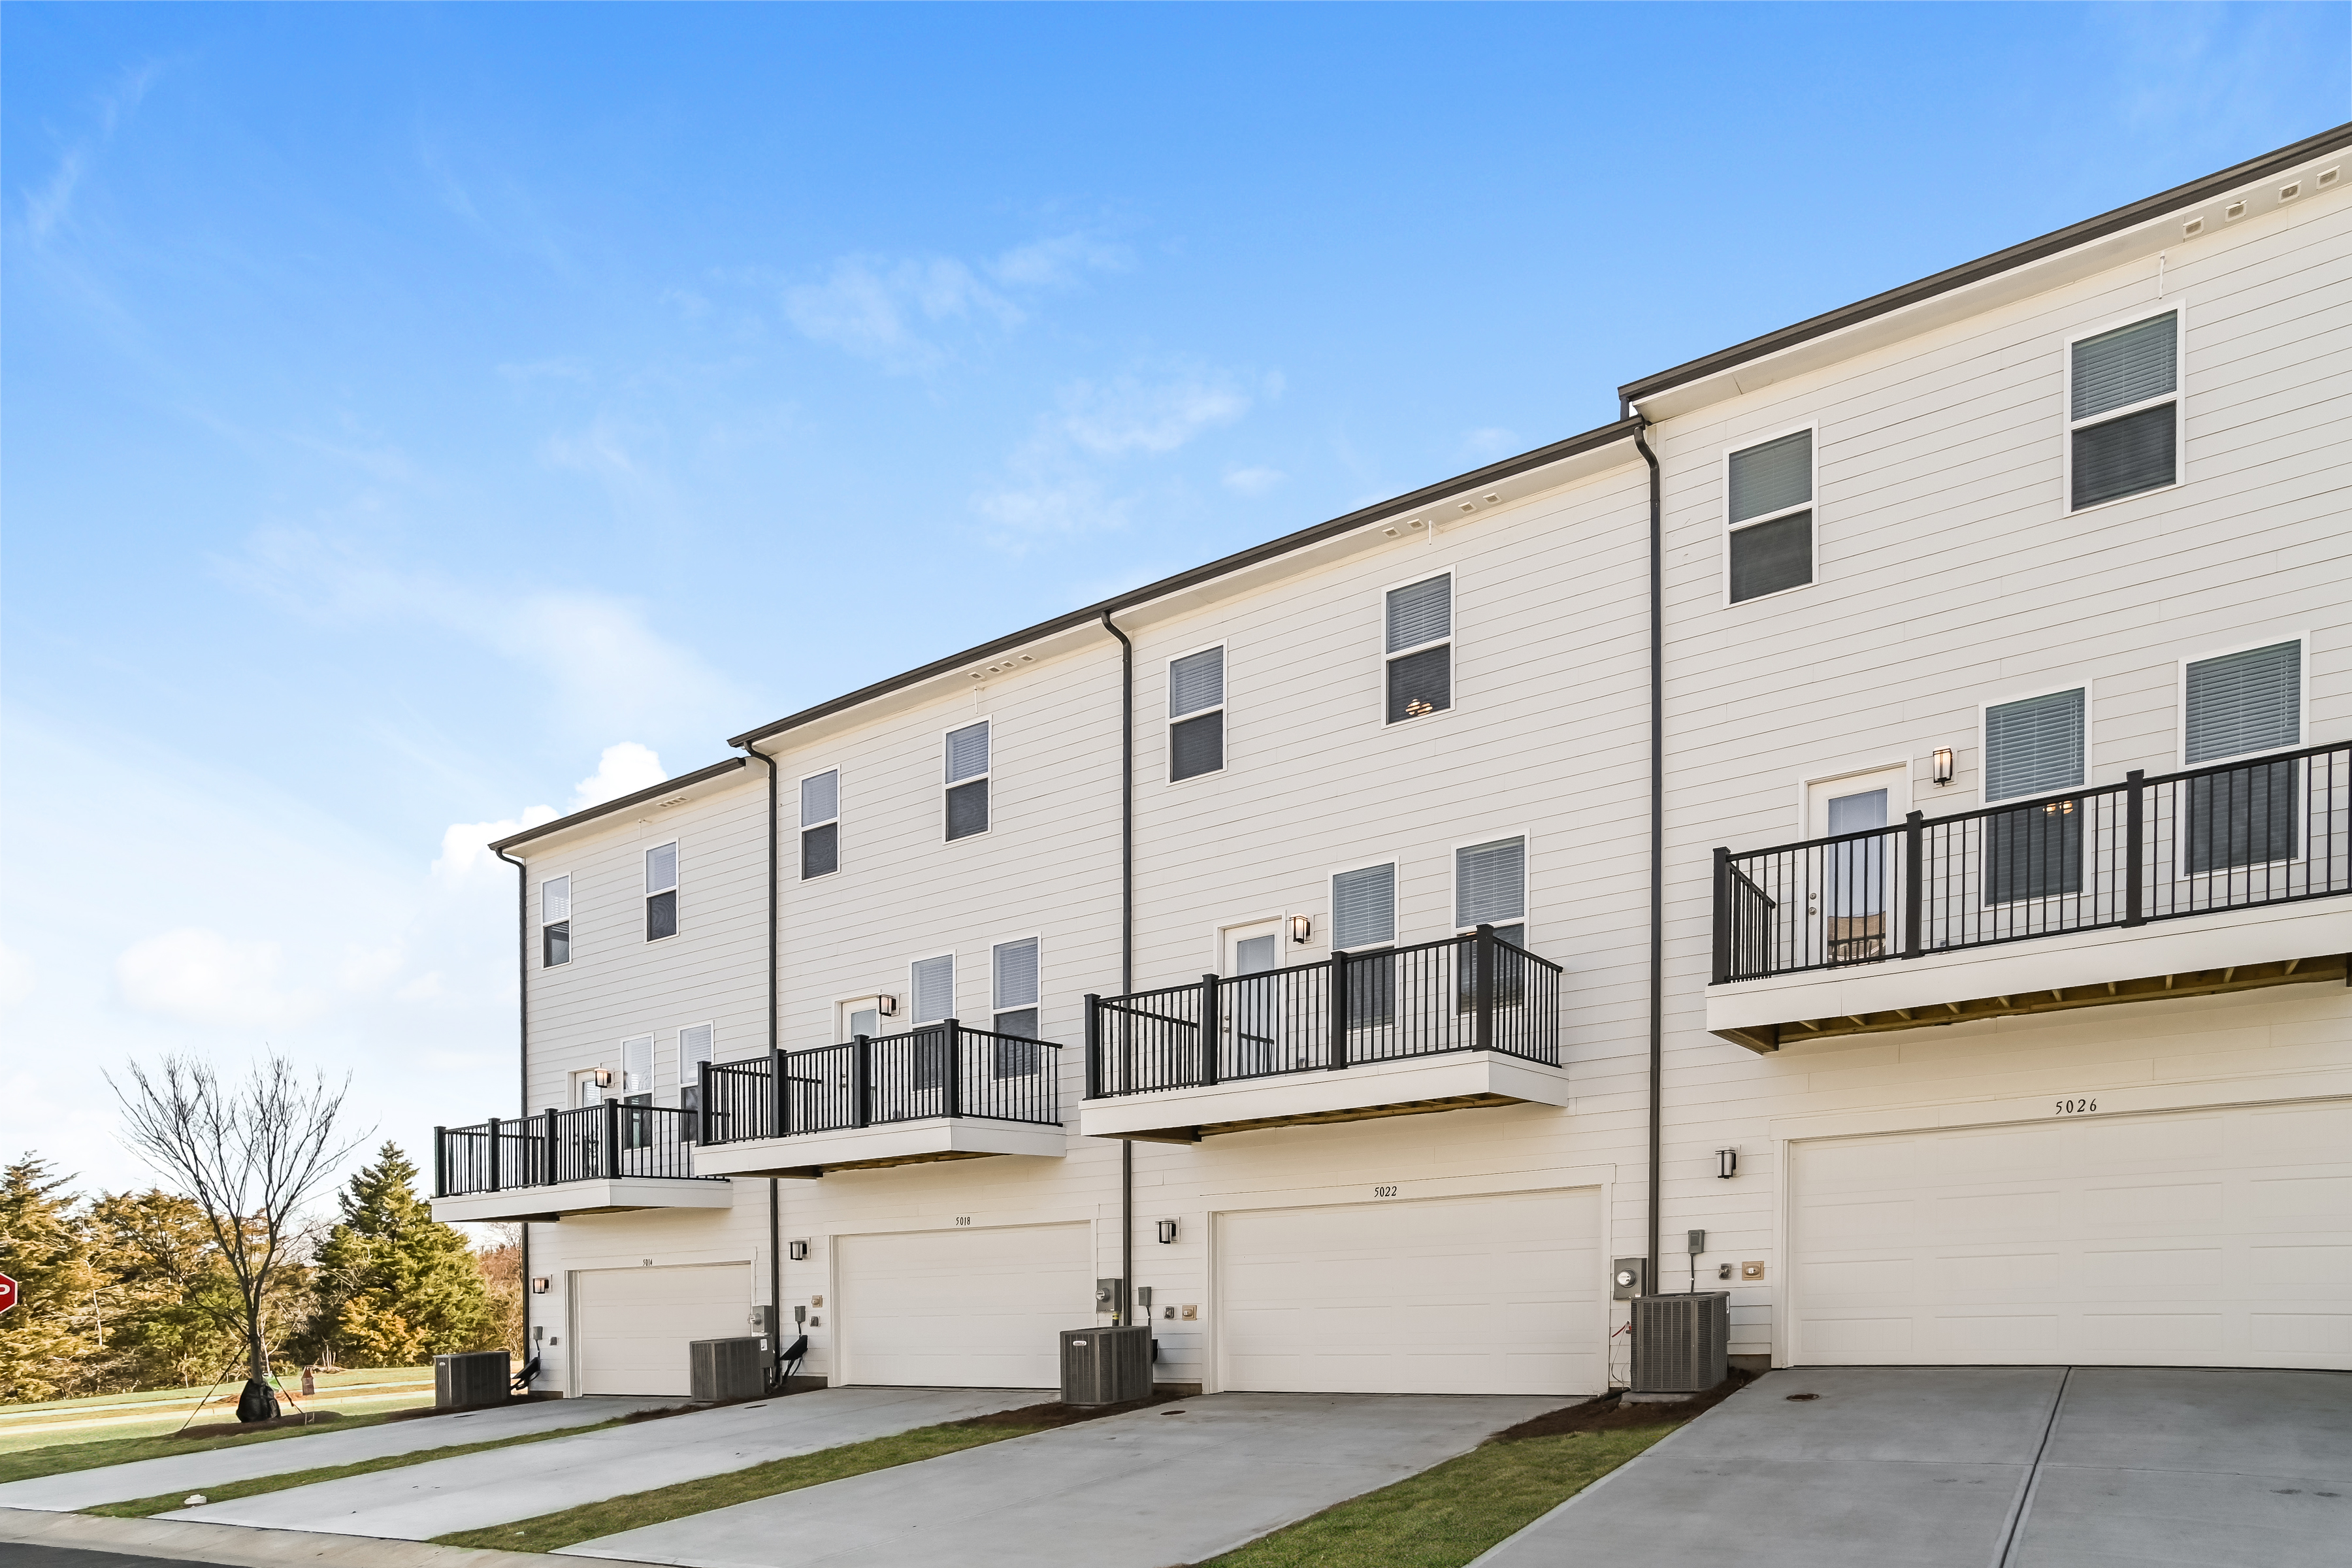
428;1177;737;1224
689;1119;1069;1175
1077;1051;1573;1139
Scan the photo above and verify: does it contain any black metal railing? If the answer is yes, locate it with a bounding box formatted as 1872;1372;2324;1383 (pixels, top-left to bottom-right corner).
1084;925;1561;1098
433;1102;712;1198
697;1022;1062;1147
1712;740;2351;983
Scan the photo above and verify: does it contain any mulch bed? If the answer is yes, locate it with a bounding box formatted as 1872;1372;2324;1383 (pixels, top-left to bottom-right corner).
958;1392;1188;1429
1495;1367;1757;1441
170;1410;348;1441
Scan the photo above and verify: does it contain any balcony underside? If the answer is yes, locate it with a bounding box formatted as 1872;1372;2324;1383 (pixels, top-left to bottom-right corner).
1708;899;2350;1052
429;1177;736;1224
1079;1051;1572;1143
691;1117;1067;1179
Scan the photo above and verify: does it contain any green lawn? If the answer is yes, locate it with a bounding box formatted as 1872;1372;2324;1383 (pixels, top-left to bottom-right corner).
1;1369;438;1454
86;1417;626;1518
431;1415;1056;1554
0;1413;417;1485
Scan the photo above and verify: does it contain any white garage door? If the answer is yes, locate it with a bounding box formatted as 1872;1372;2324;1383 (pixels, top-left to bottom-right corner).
836;1223;1089;1388
1218;1188;1604;1396
1791;1101;2352;1369
574;1262;755;1396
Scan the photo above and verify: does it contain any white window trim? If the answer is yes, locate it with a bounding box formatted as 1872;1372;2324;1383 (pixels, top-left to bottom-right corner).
908;950;957;1024
644;840;680;943
538;875;573;968
1449;827;1533;945
988;931;1045;1024
832;990;898;1042
1163;640;1230;785
1977;681;2095;806
1210;911;1294;973
2175;630;2308;769
674;1021;717;1100
1380;568;1459;729
1790;757;1914;839
1326;857;1403;951
2061;301;2188;517
942;716;994;843
1720;419;1820;609
798;764;843;879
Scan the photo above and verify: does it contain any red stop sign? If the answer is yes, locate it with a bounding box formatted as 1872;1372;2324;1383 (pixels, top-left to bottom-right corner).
0;1275;16;1315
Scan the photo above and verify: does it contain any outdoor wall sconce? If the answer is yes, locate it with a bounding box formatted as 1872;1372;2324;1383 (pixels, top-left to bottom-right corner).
531;1276;551;1294
1717;1148;1739;1179
1289;914;1312;945
789;1240;810;1262
1156;1219;1179;1244
1932;747;1956;786
877;994;900;1017
591;1067;613;1088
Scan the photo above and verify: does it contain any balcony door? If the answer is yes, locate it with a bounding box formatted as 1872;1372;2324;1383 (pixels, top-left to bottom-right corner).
1222;919;1288;1079
1806;768;1902;965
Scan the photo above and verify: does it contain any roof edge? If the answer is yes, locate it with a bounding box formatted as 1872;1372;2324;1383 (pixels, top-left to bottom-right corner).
1619;121;2352;407
726;416;1642;749
489;756;755;854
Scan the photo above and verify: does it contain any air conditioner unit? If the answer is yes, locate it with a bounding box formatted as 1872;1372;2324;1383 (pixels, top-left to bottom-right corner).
690;1336;768;1403
434;1350;512;1409
1630;1292;1728;1395
1059;1324;1151;1406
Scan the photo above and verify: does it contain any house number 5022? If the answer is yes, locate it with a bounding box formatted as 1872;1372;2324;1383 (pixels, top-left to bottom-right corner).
2053;1098;2099;1116
1372;1186;1399;1198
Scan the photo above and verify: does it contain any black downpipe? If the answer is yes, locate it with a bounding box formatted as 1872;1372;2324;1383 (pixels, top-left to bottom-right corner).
495;846;533;1380
1632;419;1664;1285
739;745;783;1368
1101;611;1134;1328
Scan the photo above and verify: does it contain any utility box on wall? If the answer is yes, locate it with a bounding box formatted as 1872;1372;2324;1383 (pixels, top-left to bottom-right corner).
434;1351;511;1409
1630;1293;1729;1394
1060;1324;1151;1406
690;1337;768;1403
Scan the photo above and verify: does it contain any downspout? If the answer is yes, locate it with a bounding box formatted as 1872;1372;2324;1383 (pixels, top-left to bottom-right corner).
1631;417;1664;1286
737;745;783;1361
494;846;532;1381
1100;611;1134;1328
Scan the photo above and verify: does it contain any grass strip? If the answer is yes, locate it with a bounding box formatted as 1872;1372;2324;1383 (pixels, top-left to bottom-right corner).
84;1418;628;1519
0;1413;410;1484
430;1417;1054;1554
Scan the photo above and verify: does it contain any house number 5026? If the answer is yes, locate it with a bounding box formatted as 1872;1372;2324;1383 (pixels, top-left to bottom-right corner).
2053;1098;2099;1115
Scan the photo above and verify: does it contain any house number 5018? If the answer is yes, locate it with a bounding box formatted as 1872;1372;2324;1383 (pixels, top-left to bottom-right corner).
954;1215;973;1226
2053;1098;2099;1115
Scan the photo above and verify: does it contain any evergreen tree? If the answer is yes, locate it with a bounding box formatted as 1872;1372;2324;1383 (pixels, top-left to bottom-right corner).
0;1154;103;1402
304;1143;491;1367
85;1189;257;1392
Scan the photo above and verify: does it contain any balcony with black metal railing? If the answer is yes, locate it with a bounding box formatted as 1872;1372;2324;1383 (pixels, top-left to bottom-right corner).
689;1021;1066;1178
428;1102;734;1223
1706;740;2352;1051
1078;924;1569;1142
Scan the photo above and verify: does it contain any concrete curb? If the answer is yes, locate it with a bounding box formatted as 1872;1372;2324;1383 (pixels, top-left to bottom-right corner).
0;1508;665;1568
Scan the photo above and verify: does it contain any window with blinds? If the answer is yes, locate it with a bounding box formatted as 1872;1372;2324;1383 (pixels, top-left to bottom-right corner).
2068;310;2178;510
990;937;1041;1076
678;1022;715;1123
911;953;955;1024
621;1034;654;1098
540;875;571;968
1725;428;1814;604
645;842;679;941
945;721;990;841
1384;574;1452;723
1984;688;2085;802
2185;640;2300;764
1331;862;1397;950
800;768;840;879
1168;645;1226;781
1455;837;1527;929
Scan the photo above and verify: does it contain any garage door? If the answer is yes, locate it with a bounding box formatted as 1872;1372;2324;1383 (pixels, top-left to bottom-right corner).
574;1262;755;1396
836;1223;1089;1388
1218;1188;1604;1396
1791;1101;2352;1369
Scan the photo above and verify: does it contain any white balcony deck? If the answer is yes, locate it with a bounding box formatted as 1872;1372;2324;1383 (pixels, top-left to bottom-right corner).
429;1177;737;1224
690;1118;1069;1179
1078;1049;1573;1142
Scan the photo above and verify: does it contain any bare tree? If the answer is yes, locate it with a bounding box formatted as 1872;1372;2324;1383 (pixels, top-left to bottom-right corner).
109;1053;367;1420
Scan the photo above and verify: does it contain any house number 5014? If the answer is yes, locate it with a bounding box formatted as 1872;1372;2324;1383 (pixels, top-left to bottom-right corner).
2053;1098;2099;1115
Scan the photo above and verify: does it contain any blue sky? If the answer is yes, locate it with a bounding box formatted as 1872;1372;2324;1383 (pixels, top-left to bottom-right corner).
6;2;2347;1196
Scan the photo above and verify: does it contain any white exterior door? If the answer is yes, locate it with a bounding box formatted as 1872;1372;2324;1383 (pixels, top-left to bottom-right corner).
572;1262;755;1396
835;1223;1089;1388
1789;1101;2352;1369
1217;1187;1604;1396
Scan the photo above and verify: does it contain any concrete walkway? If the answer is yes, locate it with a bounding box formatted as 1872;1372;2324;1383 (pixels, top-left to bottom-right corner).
166;1386;1047;1541
0;1399;672;1514
561;1391;1560;1568
1473;1366;2352;1568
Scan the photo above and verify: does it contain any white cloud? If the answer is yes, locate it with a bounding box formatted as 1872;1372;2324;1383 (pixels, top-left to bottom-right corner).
0;942;33;1010
1223;465;1286;496
1058;373;1251;457
988;233;1131;288
336;945;406;992
432;807;560;886
116;928;318;1030
25;61;162;243
572;742;667;809
783;256;1020;373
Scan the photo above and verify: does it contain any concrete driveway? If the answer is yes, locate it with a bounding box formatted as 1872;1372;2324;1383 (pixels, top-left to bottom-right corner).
562;1391;1560;1568
1474;1366;2352;1568
165;1386;1046;1540
0;1397;673;1514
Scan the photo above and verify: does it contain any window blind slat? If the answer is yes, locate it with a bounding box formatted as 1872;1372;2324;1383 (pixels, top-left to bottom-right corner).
1455;837;1527;928
678;1023;715;1071
1727;429;1812;524
945;721;990;783
622;1034;653;1096
1168;648;1224;717
2072;312;2176;421
800;770;839;825
993;937;1040;1009
911;955;954;1023
2186;641;2300;764
541;876;570;924
1332;864;1397;949
645;843;678;894
1986;688;2085;801
1385;575;1452;653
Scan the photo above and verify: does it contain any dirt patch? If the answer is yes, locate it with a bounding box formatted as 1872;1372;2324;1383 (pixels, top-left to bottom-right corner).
170;1410;349;1441
1495;1368;1756;1441
958;1392;1188;1429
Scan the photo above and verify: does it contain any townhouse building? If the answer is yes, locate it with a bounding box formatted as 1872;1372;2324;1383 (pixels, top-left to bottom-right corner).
433;125;2352;1399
